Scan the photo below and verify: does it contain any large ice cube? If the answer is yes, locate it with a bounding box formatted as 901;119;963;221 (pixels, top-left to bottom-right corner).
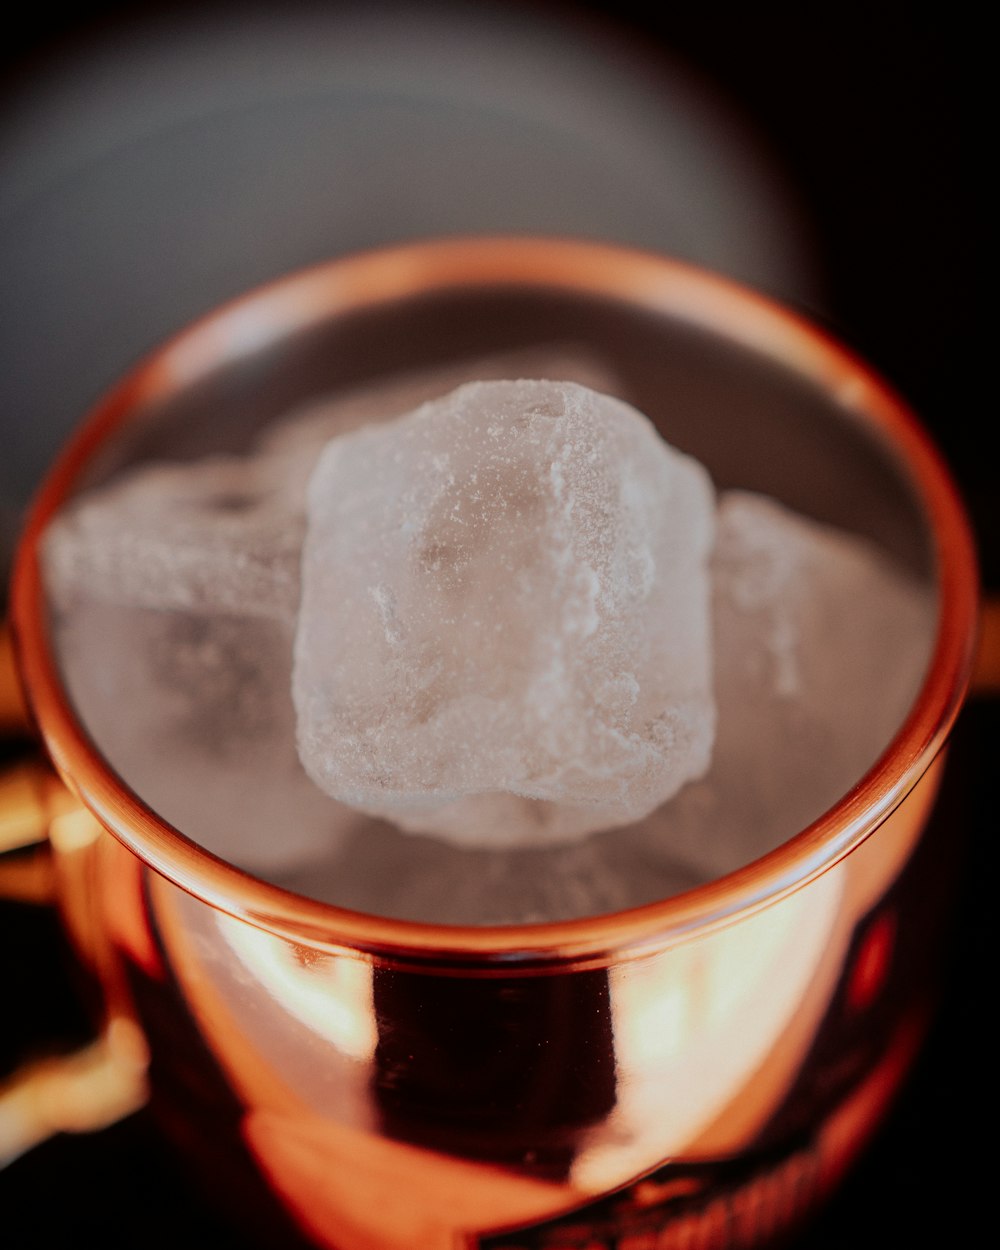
41;363;935;921
45;346;622;629
293;379;716;844
43;351;630;876
278;490;934;922
259;345;625;471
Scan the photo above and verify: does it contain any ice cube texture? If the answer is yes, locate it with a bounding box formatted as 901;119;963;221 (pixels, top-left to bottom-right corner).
292;380;716;845
652;489;934;883
275;489;933;922
41;366;935;920
45;347;620;628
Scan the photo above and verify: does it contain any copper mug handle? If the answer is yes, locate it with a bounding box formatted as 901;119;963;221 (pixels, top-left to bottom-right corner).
0;623;148;1167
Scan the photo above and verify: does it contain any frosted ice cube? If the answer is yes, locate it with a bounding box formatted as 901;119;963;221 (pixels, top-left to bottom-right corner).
279;490;934;923
41;352;935;923
260;344;626;468
45;345;624;629
43;352;629;875
54;600;361;872
44;455;304;626
630;490;936;882
293;379;716;845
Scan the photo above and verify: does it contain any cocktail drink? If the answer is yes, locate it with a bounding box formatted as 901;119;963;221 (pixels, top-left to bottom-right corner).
9;240;978;1249
44;364;933;922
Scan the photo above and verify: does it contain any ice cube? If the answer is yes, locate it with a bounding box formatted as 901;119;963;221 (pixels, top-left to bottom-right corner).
43;352;630;876
259;344;626;468
41;356;935;921
45;345;624;629
279;490;934;923
293;379;716;844
44;455;304;626
54;599;361;872
627;490;936;882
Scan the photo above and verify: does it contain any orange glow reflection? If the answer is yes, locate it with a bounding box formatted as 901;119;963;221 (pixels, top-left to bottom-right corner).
574;867;845;1191
215;911;377;1064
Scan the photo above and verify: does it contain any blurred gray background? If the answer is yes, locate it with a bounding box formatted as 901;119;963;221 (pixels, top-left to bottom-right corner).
0;1;820;584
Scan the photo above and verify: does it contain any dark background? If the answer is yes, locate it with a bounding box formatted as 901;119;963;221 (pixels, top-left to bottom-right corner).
1;2;992;1246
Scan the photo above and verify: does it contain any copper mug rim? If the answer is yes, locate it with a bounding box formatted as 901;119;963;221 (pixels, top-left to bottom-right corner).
9;236;980;971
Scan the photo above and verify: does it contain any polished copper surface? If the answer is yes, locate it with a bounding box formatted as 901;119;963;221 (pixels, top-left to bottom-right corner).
6;238;980;1248
0;623;30;738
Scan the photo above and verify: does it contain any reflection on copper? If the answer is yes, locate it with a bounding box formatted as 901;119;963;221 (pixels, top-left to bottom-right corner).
4;239;981;1247
0;621;31;737
575;868;843;1190
846;911;897;1013
0;757;77;855
816;1003;929;1198
148;871;570;1250
0;1019;148;1168
216;912;377;1064
11;238;978;966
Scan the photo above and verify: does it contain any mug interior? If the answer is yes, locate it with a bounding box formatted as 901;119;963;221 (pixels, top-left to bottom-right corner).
12;241;977;964
79;283;932;576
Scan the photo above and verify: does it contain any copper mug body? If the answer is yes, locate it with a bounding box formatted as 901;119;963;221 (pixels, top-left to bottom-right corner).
9;239;978;1249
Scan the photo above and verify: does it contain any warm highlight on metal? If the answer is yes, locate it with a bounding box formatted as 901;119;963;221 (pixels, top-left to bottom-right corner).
6;239;980;1249
11;238;978;965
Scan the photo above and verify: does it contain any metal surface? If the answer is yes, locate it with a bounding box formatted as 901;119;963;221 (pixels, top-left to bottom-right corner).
5;239;980;1248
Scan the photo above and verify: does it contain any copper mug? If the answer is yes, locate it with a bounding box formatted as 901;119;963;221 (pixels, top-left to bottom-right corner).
0;239;981;1248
